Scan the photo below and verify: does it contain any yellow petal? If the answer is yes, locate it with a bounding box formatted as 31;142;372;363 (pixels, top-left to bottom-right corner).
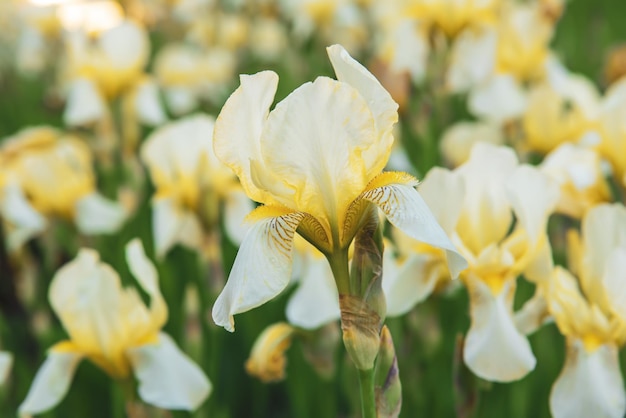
245;322;295;383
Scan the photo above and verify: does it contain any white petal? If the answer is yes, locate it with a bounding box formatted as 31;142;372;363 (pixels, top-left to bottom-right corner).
99;20;149;72
468;75;528;123
286;253;340;329
463;277;536;382
550;340;625;418
164;87;198;116
213;71;279;204
135;78;167;126
446;28;497;93
212;211;304;331
418;167;465;235
260;77;377;226
125;239;161;300
128;333;211;411
0;351;13;384
383;252;440;317
74;192;126;235
514;291;550;335
63;78;106;126
582;204;626;291
152;197;202;259
506;165;559;245
326;44;398;178
361;182;467;279
602;247;626;320
523;236;554;283
223;189;255;245
18;349;83;416
1;180;46;250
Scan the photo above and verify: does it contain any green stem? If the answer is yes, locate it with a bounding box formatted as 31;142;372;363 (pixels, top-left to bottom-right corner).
358;367;377;418
326;248;351;294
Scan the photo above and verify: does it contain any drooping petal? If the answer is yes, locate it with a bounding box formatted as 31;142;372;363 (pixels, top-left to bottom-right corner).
0;179;46;251
326;44;399;180
0;351;13;384
213;71;279;204
245;322;296;383
550;340;625;418
463;277;536;382
223;188;255;245
212;207;305;331
18;344;83;417
506;165;559;245
125;239;167;330
468;75;527;123
74;192;126;235
383;252;441;317
152;197;202;259
63;78;106;126
286;252;340;329
514;291;551;335
260;76;377;234
128;333;211;411
360;172;467;279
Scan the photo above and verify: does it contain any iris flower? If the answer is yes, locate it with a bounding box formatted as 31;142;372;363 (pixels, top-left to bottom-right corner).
546;204;626;418
19;239;211;416
211;44;466;332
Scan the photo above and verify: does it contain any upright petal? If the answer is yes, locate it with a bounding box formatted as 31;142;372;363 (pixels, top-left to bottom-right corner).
126;239;167;330
213;71;279;204
456;143;518;255
506;165;559;245
327;44;399;179
550;340;625;418
260;77;377;234
74;192;126;235
468;75;527;123
128;333;211;411
360;172;467;279
463;277;536;382
602;247;626;320
19;344;83;417
417;167;465;235
212;207;305;331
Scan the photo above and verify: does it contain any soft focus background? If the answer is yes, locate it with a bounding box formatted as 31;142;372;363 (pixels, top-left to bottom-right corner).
1;0;626;417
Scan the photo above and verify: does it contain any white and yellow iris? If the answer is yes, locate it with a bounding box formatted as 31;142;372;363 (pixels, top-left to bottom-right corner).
213;45;465;331
211;44;466;332
140;113;253;258
18;239;211;416
0;126;126;250
545;204;626;418
412;143;559;382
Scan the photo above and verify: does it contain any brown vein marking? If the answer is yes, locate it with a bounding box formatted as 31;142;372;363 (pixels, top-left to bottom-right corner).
267;213;304;258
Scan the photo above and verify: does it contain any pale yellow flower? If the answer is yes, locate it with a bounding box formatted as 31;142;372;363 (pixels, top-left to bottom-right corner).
406;0;500;38
439;121;504;167
0;126;126;249
598;77;626;187
414;143;559;381
140;113;253;258
212;44;466;331
545;204;626;418
19;240;211;416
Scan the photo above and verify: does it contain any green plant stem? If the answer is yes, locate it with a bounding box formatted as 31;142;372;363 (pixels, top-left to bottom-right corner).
358;367;377;418
326;248;351;294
